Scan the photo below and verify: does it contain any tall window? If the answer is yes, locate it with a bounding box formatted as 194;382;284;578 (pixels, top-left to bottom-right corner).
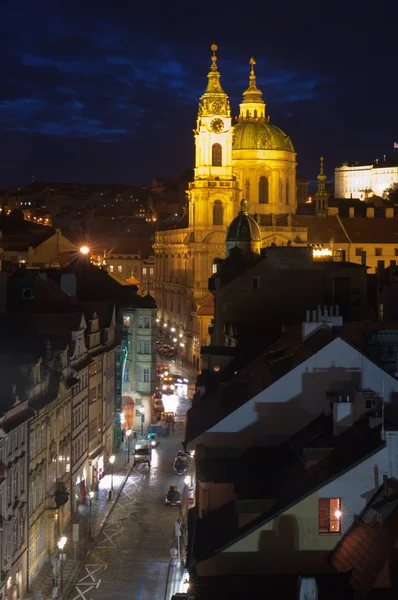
286;180;290;205
318;498;341;533
144;341;150;354
144;368;150;383
138;341;143;354
212;143;222;167
259;176;269;204
213;201;223;226
144;316;151;329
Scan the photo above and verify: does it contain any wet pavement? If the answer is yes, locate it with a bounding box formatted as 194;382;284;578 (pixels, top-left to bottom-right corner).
66;413;190;600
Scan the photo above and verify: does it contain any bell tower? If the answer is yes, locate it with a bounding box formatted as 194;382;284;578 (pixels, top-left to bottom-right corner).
188;44;239;232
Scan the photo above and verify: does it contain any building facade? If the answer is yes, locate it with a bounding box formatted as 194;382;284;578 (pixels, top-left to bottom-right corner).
335;156;398;199
0;407;29;600
154;47;297;359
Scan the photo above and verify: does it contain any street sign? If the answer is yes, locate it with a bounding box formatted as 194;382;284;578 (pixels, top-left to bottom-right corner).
72;524;79;543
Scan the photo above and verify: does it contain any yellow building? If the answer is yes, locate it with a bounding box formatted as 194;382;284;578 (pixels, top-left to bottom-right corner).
154;46;398;362
154;46;296;359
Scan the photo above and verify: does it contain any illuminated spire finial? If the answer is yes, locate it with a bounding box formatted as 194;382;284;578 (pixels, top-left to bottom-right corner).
320;156;324;175
249;57;256;81
210;43;218;71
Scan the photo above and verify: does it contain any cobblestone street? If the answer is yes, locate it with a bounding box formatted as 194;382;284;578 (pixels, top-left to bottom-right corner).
65;424;187;600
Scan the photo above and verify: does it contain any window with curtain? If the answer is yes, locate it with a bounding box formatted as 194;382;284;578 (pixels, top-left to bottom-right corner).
212;143;222;166
259;176;269;204
213;201;223;225
318;498;341;533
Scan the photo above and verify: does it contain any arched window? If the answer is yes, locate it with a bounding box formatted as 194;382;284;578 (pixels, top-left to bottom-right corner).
259;176;269;204
254;109;257;118
212;143;222;167
246;110;250;118
213;201;223;225
286;180;290;205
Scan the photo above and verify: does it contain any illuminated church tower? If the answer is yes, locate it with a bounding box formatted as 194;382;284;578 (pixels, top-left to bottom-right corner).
188;44;240;232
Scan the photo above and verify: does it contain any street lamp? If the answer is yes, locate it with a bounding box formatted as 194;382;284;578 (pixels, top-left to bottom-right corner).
184;475;191;486
88;491;94;538
126;429;132;463
109;455;115;492
79;245;90;255
140;405;145;438
58;536;67;591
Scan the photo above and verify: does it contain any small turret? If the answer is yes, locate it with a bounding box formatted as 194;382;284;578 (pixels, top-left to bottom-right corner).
226;199;262;256
315;157;329;218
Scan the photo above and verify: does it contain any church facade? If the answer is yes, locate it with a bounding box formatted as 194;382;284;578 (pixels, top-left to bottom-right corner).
154;46;398;363
154;46;299;360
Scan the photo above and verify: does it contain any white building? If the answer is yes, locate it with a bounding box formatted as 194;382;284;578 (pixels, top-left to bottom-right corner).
335;157;398;200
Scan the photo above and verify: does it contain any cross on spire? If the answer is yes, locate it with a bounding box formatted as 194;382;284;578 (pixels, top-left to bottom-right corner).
210;43;218;71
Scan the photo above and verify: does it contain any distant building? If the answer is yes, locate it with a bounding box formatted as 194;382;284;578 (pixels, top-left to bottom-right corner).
103;237;155;293
335;155;398;200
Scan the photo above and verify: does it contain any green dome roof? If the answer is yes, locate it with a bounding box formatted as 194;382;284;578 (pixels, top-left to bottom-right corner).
233;121;294;152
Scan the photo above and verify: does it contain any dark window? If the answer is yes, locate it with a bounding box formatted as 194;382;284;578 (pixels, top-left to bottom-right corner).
375;248;383;256
355;248;363;257
318;498;341;533
286;180;290;205
395;249;398;256
212;143;222;167
254;109;257;118
22;288;33;299
252;276;260;291
259;176;269;204
213;201;223;226
378;260;385;270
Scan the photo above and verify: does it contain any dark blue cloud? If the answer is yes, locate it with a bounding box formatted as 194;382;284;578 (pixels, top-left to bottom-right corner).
0;0;397;186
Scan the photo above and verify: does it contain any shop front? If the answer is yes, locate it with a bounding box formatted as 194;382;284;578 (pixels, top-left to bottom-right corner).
5;555;27;600
74;467;88;510
90;454;105;491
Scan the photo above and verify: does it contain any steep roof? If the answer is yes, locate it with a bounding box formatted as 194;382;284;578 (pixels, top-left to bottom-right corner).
193;415;385;562
330;478;398;598
293;214;398;245
185;325;336;445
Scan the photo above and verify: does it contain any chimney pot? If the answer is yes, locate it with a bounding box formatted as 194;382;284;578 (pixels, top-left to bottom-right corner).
306;310;310;322
324;305;328;318
335;305;339;316
330;306;334;316
312;310;316;322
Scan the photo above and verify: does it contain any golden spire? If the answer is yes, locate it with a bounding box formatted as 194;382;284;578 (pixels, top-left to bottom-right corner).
210;43;218;72
249;57;256;86
318;156;326;182
320;156;324;175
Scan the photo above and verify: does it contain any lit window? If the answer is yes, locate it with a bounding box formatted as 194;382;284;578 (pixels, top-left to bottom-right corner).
118;265;122;273
144;316;151;329
318;498;341;533
212;263;217;274
143;268;147;275
149;268;154;275
123;315;130;327
109;265;114;273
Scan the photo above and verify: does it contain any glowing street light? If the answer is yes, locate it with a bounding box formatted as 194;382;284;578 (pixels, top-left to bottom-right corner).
184;475;191;486
180;343;185;348
173;337;177;343
109;455;115;491
58;536;67;590
179;333;183;338
80;245;90;255
334;509;342;519
171;327;176;332
88;491;95;538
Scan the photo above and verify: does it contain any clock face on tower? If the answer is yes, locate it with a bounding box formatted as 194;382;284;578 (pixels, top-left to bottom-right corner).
210;118;224;133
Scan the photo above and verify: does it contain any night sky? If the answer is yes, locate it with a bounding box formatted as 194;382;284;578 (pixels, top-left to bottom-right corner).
1;0;398;188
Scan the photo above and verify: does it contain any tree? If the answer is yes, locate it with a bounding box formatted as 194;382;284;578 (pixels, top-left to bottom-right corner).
383;182;398;206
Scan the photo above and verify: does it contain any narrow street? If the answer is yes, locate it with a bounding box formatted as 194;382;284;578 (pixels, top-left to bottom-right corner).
66;382;192;600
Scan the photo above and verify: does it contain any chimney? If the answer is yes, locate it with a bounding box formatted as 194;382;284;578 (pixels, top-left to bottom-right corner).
366;207;375;219
333;396;354;435
383;474;389;498
386;207;394;219
306;310;310;322
298;577;318;600
348;207;355;218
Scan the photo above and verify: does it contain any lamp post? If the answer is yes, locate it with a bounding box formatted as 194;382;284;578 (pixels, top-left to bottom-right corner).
109;455;115;492
140;405;145;438
58;536;67;591
88;491;94;538
126;429;132;463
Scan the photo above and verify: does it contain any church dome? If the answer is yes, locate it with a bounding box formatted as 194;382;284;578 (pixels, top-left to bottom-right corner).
226;199;262;243
233;121;294;152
